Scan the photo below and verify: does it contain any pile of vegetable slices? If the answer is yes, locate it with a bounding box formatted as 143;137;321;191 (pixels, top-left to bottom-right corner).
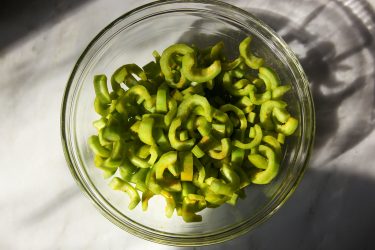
88;37;298;222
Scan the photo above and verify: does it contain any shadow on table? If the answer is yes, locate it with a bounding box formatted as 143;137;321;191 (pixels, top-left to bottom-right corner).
177;1;375;249
179;1;375;165
199;169;375;250
0;0;91;53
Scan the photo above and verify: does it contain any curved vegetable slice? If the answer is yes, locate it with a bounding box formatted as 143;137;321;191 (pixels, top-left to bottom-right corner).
222;72;253;96
142;190;154;211
116;85;154;114
160;44;194;88
220;104;247;131
208;138;231;160
181;52;221;83
239;37;264;69
177;94;212;122
258;67;280;90
276;117;299;136
233;124;262;149
138;117;155;145
94;75;111;105
207;164;240;196
168;118;195;151
109;177;140;210
249;145;279;184
259;100;287;130
161;190;176;218
88;135;110;158
111;64;147;93
155;151;178;180
182;194;206;222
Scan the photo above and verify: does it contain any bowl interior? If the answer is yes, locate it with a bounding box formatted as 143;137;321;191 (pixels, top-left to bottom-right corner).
63;0;313;245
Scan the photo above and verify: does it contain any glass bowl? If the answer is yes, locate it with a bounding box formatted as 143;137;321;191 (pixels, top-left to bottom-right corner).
61;0;315;246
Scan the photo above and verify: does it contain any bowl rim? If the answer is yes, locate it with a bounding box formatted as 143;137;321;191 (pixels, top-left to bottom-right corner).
61;0;315;246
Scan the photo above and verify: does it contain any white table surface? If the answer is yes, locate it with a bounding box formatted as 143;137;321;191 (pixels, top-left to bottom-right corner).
1;0;375;249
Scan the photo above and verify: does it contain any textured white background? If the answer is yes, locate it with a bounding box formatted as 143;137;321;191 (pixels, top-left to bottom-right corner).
1;0;375;249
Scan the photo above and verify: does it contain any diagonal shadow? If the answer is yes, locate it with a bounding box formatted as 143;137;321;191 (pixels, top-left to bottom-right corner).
176;0;375;249
200;169;375;250
0;0;91;53
179;0;375;166
249;3;375;165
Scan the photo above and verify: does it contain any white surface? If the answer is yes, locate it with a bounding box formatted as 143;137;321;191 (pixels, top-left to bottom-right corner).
1;0;375;249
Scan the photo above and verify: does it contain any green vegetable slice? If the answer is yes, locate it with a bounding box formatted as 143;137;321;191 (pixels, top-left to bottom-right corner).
249;145;279;184
155;151;178;180
160;44;194;88
239;37;264;69
181;52;221;83
109;177;140;210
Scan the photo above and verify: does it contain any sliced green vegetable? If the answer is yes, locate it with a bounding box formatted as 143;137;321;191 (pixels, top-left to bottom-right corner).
94;75;111;105
258;67;280;90
160;44;194;88
138;117;155;145
259;100;287;130
177;94;212;122
88;135;110;158
239;37;264;69
208;138;231;160
233;124;262;149
88;37;299;223
156;84;169;113
155;151;178;180
168;118;195;151
142;190;154;211
181;52;221;83
250;145;279;184
272;85;291;99
276;117;299;136
109;177;140;210
180;151;194;181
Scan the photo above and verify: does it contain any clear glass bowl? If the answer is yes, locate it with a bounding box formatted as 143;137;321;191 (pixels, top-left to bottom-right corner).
61;0;315;246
